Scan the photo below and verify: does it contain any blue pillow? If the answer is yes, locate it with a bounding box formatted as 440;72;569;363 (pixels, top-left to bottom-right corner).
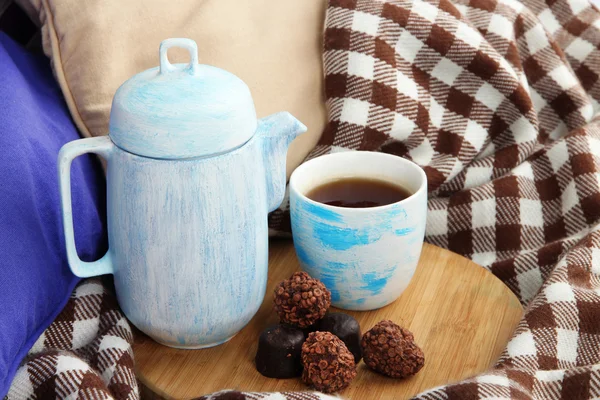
0;33;107;397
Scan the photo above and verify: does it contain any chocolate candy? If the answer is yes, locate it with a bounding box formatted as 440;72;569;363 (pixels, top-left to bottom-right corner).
255;324;304;378
273;271;331;328
301;331;357;393
316;313;362;363
361;320;425;378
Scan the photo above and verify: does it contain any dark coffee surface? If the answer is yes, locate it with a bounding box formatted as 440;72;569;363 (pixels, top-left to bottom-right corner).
306;177;411;208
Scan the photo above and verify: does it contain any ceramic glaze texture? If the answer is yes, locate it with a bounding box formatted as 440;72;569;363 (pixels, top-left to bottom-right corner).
109;64;257;160
58;38;306;348
289;152;427;311
109;38;258;160
58;112;305;348
108;138;267;348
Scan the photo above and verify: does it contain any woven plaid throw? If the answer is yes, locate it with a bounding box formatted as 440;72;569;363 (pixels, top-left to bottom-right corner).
5;279;138;400
194;391;336;400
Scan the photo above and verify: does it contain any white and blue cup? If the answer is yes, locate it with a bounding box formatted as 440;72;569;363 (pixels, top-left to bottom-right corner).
289;151;428;311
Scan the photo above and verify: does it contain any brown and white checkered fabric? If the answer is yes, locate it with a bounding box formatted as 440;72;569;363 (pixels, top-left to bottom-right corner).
267;0;600;398
5;279;138;400
195;391;336;400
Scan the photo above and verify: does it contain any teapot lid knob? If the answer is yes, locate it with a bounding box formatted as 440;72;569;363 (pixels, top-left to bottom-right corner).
159;38;198;75
109;38;257;160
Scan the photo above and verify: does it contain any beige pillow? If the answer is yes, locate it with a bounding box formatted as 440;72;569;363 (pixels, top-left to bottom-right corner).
25;0;327;176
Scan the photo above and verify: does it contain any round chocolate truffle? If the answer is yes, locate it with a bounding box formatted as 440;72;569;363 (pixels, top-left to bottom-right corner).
316;313;362;363
255;324;305;378
361;320;424;378
274;271;331;328
301;331;357;393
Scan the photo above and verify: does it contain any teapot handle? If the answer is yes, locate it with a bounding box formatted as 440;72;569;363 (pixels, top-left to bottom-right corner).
58;136;115;277
159;38;198;75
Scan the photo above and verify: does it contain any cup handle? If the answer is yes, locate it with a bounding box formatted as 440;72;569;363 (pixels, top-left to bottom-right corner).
159;38;199;75
58;136;114;277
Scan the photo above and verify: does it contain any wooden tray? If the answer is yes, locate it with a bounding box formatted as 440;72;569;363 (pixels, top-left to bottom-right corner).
134;241;523;399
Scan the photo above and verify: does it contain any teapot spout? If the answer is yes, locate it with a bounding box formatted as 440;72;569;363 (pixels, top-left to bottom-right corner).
258;112;307;212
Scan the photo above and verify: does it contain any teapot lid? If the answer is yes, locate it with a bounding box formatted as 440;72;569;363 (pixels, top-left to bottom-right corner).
109;38;257;159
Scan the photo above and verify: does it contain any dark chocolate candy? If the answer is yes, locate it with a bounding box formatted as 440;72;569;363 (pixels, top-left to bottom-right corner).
285;322;317;340
316;313;362;363
255;324;305;378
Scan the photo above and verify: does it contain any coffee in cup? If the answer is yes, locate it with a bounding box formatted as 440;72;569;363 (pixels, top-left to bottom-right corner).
289;151;427;311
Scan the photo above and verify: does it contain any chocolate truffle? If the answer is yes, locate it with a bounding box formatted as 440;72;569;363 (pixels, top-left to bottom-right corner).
274;271;331;328
361;320;424;378
301;331;357;393
255;324;305;378
316;313;362;363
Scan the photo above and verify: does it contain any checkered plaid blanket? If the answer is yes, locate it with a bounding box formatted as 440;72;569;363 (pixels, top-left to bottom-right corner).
5;279;138;399
6;0;600;398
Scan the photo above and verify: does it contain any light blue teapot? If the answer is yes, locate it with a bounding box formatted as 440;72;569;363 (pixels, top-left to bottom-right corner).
58;38;306;348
